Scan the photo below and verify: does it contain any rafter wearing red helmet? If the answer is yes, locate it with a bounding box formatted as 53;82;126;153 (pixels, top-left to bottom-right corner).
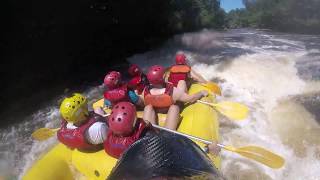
103;71;142;108
104;102;153;158
168;53;207;92
127;64;149;95
143;65;209;130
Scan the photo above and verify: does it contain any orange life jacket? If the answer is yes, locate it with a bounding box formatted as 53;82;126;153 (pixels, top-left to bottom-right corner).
144;83;174;109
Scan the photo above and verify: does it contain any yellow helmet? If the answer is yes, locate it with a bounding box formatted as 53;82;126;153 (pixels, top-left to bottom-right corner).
59;93;89;123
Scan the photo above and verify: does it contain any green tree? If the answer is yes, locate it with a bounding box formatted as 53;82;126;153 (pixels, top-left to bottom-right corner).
226;0;320;34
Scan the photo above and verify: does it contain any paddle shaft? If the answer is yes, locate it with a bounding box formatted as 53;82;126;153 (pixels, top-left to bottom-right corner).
197;100;216;107
152;124;286;169
152;124;225;148
104;112;218;146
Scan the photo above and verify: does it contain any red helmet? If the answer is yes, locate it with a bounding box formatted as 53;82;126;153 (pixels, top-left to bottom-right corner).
104;71;121;89
108;102;137;136
175;53;187;65
128;64;141;76
147;65;165;86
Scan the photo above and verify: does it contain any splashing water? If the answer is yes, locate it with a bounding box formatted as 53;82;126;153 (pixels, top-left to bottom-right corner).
129;29;320;180
0;85;104;179
1;29;319;180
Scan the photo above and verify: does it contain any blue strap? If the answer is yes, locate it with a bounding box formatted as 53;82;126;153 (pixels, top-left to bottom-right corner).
128;91;139;104
104;99;111;107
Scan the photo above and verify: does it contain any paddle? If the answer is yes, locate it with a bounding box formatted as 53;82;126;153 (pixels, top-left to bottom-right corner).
32;124;284;168
152;124;285;169
197;100;249;120
32;128;60;141
201;82;221;96
32;114;110;141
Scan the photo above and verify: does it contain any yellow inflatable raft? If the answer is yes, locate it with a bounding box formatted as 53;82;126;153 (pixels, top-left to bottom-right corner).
23;84;220;180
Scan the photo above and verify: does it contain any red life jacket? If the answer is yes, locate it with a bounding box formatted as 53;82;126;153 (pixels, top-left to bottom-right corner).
104;119;148;158
168;65;191;87
128;74;148;95
144;83;174;109
57;116;99;150
104;84;129;106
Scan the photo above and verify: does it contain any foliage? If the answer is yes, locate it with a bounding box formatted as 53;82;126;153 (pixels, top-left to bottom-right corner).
144;0;225;33
226;0;320;34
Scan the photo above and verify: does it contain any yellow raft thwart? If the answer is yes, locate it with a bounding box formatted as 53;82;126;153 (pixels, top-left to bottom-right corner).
23;84;220;180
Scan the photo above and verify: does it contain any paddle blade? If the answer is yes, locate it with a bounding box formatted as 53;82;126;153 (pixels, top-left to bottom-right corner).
31;128;59;141
224;145;285;169
215;101;249;120
92;98;105;110
202;82;221;96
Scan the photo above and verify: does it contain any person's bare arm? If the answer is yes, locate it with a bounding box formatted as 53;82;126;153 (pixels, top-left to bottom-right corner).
174;88;208;103
190;69;207;83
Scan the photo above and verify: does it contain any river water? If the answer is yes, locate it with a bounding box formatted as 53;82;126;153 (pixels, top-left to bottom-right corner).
1;29;319;180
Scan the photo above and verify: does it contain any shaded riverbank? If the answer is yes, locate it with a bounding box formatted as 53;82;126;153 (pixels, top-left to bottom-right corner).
1;0;169;127
1;0;225;128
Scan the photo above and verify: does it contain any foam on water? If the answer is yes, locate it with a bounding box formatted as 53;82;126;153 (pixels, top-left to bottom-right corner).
212;52;320;180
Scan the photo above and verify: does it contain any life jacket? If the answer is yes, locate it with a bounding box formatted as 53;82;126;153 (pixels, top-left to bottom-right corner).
128;74;149;95
57;114;100;150
144;83;174;109
104;84;129;106
104;119;148;158
168;65;191;87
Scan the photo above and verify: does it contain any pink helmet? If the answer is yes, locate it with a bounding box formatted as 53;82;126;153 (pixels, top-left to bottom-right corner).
104;71;121;89
147;65;165;86
108;102;137;136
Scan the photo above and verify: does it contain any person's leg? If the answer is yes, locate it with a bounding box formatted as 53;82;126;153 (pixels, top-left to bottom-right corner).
143;105;157;124
177;80;188;93
164;104;180;130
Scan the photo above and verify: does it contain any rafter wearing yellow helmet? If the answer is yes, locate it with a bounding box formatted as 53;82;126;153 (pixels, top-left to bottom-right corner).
56;93;108;151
